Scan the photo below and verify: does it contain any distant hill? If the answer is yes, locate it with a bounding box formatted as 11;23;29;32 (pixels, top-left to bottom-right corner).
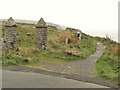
0;19;67;30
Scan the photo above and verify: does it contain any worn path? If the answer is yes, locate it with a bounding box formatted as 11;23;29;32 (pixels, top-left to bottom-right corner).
2;42;118;88
68;42;106;77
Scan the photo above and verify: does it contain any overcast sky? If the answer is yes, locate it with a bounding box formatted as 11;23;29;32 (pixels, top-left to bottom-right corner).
0;0;118;42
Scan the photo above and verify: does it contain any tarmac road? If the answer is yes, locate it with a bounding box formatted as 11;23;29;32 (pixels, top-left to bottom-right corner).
2;70;109;88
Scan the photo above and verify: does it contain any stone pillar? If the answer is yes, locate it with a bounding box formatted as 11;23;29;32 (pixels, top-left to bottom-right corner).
36;18;47;50
3;17;17;50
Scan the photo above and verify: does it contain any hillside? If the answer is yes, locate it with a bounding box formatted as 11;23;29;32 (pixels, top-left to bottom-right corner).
1;20;119;84
1;21;97;66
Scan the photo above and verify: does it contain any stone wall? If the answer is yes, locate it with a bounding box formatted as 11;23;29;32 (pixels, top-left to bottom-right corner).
47;25;58;30
66;27;82;40
66;27;78;32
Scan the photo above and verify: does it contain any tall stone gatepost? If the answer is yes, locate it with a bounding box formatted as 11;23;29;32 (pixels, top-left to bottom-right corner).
3;17;17;50
36;18;47;50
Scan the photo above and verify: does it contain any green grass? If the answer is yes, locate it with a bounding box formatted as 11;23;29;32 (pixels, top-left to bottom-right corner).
2;22;97;66
96;39;119;83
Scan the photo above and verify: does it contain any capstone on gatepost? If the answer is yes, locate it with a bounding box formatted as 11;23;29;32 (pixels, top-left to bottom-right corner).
3;17;17;50
36;18;47;50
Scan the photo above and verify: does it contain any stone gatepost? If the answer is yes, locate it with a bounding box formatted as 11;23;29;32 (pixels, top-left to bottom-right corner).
3;17;17;50
36;18;47;50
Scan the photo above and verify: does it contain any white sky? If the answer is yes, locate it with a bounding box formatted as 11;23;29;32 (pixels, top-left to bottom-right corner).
0;0;119;42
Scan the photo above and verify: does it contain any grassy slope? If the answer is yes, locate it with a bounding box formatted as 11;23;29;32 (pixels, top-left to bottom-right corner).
1;21;119;82
96;39;119;83
2;23;97;66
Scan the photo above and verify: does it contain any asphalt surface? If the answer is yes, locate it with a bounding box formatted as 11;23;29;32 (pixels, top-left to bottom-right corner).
2;70;109;88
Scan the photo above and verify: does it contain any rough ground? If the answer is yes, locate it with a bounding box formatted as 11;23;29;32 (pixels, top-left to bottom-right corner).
2;43;118;88
26;42;106;75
